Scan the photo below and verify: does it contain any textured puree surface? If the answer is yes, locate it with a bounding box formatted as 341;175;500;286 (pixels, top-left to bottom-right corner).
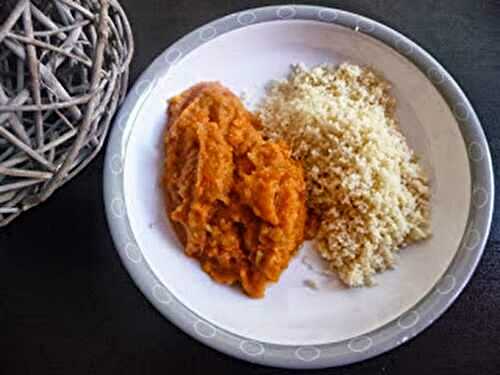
259;63;431;286
163;83;307;298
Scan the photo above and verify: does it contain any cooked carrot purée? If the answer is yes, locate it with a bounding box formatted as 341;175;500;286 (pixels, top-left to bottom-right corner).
163;82;306;298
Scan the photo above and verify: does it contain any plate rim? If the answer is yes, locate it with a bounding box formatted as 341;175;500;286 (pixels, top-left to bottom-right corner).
103;4;494;369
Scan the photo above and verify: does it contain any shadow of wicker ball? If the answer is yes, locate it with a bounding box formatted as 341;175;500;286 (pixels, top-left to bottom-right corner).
0;0;133;226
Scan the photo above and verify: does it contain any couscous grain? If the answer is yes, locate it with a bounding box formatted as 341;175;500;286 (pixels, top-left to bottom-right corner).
258;63;431;287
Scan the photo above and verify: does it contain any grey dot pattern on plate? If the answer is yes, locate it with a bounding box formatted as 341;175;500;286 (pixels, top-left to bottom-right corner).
394;37;414;54
427;67;445;84
134;78;153;96
436;275;457;295
125;242;142;263
199;26;217;41
398;311;420;329
318;9;338;22
348;336;373;353
295;346;321;362
473;186;489;208
194;320;217;338
454;102;469;120
237;11;257;25
152;284;173;305
240;341;265;356
356;18;375;32
110;154;123;175
465;228;481;251
164;48;182;64
117;113;129;131
468;141;485;161
111;197;125;218
277;5;296;19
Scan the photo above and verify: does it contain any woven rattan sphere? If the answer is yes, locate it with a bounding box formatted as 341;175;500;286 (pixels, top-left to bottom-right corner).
0;0;133;226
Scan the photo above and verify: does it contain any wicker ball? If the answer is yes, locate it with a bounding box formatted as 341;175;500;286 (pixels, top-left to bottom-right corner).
0;0;133;226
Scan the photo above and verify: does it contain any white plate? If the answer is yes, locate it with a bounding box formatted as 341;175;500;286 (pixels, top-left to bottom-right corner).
104;6;493;368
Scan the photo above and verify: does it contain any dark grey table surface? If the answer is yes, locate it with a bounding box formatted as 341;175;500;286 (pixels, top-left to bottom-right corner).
1;1;499;374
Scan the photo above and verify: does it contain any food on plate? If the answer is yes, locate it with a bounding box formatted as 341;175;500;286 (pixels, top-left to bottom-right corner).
163;82;307;298
258;63;431;287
